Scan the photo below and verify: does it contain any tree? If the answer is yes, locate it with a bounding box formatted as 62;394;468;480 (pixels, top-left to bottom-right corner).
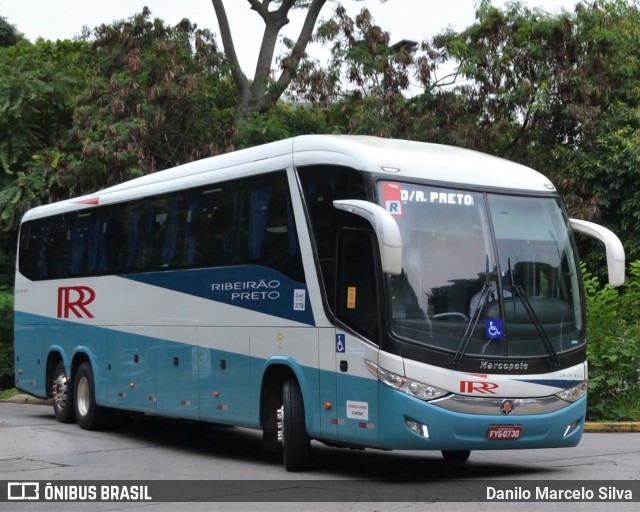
212;0;327;119
286;4;420;137
0;39;89;230
290;0;640;265
67;7;236;192
0;16;18;47
235;100;329;148
425;1;588;162
423;0;640;261
584;261;640;420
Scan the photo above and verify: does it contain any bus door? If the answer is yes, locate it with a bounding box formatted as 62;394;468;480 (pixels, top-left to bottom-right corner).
334;228;381;447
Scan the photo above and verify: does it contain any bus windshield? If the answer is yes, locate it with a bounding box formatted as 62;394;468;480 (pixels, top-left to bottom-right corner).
379;181;584;360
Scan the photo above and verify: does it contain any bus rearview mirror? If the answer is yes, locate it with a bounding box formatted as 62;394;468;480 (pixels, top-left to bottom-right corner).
333;199;402;275
570;218;625;287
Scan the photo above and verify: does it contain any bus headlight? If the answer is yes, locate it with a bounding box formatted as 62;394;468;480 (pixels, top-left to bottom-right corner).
555;381;588;403
366;361;449;401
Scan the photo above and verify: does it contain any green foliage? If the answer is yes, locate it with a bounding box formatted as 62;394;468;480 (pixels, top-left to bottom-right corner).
585;261;640;420
0;388;18;399
293;5;417;137
0;41;81;175
235;102;329;148
68;8;235;192
0;16;18;47
0;286;14;390
0;39;90;231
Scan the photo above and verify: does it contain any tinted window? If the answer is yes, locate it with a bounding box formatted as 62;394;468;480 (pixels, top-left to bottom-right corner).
297;165;368;312
18;171;304;283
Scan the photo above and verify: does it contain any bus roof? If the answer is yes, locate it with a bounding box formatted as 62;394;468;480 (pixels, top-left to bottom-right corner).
22;135;556;220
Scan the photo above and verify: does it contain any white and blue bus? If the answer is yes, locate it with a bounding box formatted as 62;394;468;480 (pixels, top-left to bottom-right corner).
14;135;624;470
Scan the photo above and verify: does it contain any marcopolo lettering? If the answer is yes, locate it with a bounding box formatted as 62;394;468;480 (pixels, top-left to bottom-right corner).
479;360;529;371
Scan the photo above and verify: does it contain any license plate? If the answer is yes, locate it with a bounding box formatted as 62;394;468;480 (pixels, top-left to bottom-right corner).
487;425;522;440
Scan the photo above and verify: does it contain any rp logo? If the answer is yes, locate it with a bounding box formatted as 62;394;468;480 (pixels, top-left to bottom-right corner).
459;380;499;394
57;286;96;319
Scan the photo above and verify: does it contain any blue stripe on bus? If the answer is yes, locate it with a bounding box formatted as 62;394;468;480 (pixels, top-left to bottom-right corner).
13;311;321;434
120;266;315;326
514;379;583;389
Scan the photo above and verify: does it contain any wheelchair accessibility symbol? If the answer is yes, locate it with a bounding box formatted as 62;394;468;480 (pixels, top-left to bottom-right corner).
336;334;346;353
485;319;504;339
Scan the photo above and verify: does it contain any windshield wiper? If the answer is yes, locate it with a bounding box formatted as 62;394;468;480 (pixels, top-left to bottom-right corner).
451;256;492;366
508;259;560;367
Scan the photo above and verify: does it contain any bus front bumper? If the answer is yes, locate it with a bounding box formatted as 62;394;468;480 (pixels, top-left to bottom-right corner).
377;384;586;451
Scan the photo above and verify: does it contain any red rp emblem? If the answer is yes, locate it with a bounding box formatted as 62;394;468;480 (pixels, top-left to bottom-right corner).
57;286;96;319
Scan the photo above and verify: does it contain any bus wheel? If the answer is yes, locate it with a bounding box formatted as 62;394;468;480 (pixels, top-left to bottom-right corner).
74;362;106;431
279;379;310;471
441;450;471;463
52;361;75;424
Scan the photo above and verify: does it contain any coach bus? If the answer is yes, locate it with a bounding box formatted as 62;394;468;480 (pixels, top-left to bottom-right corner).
14;135;624;471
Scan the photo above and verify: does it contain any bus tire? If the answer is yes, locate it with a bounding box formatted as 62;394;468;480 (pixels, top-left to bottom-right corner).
52;361;75;424
441;450;471;463
281;379;311;471
74;362;106;431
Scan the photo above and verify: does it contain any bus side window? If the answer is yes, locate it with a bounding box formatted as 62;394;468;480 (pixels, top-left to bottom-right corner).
108;204;141;273
46;220;69;280
137;196;184;271
18;222;37;280
70;212;108;276
185;185;236;268
236;172;304;282
336;228;380;344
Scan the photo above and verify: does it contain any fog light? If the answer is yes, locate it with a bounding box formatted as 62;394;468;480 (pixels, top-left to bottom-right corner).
406;419;430;438
563;419;581;438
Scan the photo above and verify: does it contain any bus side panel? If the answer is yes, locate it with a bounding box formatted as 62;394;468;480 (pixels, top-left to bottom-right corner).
110;329;158;413
14;312;108;402
155;328;199;419
198;327;252;425
318;328;338;441
335;371;380;447
251;327;321;436
14;320;46;398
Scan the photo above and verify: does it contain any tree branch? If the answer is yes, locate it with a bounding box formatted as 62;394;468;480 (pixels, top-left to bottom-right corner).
211;0;249;98
267;0;327;108
214;0;328;117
